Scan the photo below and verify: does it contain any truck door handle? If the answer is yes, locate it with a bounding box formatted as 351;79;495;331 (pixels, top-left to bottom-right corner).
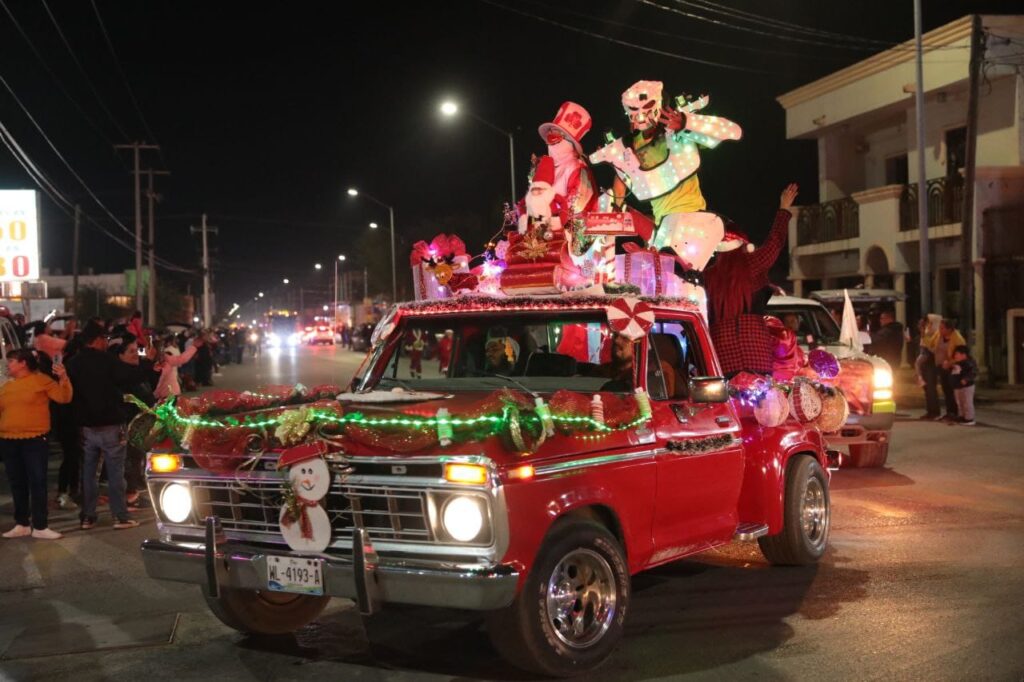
715;416;733;426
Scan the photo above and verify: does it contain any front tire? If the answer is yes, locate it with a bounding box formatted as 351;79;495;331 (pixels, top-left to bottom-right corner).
203;587;330;635
485;520;629;677
758;455;830;566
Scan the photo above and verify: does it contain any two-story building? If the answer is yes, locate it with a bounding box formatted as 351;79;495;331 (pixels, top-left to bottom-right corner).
778;14;1024;381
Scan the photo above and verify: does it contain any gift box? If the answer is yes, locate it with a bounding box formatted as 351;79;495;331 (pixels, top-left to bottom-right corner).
614;251;684;297
411;255;469;301
500;264;566;295
507;231;565;266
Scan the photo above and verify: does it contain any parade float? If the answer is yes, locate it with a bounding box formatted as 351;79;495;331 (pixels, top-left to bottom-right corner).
139;82;846;677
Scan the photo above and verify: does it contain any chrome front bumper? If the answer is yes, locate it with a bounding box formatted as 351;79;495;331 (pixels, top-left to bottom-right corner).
141;518;519;613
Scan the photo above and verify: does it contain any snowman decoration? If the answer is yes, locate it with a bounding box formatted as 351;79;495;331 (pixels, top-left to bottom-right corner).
277;443;332;554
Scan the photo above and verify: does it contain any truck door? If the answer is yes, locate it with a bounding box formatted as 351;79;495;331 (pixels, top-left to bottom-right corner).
646;315;744;557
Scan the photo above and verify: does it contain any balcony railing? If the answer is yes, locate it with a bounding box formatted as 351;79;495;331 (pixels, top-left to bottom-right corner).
796;197;859;246
899;174;964;231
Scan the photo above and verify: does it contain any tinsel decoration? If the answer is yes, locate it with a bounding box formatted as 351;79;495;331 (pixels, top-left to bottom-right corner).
665;434;735;454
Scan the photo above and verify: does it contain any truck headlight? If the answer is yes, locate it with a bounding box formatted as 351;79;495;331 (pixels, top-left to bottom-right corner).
160;483;193;523
442;496;484;542
873;367;894;401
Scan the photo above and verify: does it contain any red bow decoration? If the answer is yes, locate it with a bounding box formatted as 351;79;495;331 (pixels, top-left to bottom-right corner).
281;496;321;540
409;234;467;267
606;298;655;341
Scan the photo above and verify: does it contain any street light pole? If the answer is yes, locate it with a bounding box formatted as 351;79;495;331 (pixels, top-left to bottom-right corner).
347;188;398;302
440;101;516;204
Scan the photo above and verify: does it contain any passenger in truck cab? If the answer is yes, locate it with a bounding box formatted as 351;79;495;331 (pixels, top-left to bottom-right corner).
577;333;637;392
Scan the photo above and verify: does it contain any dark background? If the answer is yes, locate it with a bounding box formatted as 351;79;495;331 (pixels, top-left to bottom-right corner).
0;0;1013;315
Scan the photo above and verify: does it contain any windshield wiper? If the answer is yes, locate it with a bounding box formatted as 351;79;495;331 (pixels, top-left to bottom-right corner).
371;376;415;392
475;371;538;398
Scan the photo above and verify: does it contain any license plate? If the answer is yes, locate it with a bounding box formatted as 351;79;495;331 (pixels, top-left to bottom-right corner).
266;555;324;595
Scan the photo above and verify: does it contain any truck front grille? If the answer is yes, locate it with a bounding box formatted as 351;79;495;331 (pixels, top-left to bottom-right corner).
191;479;432;544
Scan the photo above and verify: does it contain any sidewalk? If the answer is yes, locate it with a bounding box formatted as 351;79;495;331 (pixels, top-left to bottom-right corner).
894;367;1024;411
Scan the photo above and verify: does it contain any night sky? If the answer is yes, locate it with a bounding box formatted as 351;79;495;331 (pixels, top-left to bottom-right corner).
0;0;1013;315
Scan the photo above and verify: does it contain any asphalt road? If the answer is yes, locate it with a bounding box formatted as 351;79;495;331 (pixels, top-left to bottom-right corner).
1;345;1022;681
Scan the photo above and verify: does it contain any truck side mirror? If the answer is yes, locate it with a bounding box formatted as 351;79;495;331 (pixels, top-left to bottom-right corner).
688;376;729;403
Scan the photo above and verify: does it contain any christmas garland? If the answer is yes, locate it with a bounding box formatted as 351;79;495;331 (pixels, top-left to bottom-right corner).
130;386;656;471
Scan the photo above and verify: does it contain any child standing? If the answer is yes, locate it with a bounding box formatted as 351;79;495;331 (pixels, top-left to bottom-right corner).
950;345;977;426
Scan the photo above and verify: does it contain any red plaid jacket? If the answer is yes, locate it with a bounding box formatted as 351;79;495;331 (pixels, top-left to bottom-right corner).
709;209;790;376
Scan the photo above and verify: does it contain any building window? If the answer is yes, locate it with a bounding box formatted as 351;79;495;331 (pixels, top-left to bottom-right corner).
945;127;966;176
885;155;908;186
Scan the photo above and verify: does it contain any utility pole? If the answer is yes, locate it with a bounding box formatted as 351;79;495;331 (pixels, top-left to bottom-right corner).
72;204;80;316
190;214;217;328
144;169;170;327
114;142;160;313
960;14;982;352
912;0;931;320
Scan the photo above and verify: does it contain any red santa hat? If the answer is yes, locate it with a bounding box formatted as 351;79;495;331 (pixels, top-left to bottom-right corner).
538;101;592;154
532;155;555;189
718;228;755;253
277;441;329;469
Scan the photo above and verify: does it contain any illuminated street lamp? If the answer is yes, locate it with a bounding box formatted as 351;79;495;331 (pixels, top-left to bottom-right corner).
439;98;516;204
258;292;264;298
333;254;347;328
314;263;322;271
369;222;378;229
282;278;290;284
347;187;396;302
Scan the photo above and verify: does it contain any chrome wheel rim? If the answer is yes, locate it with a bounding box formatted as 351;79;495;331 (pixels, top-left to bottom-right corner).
801;475;829;550
544;548;617;649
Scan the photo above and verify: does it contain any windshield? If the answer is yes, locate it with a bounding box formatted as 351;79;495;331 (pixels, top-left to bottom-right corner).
358;312;637;394
771;305;841;347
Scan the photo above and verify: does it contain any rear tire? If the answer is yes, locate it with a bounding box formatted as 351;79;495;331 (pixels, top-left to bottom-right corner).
758;455;830;566
203;587;330;635
847;441;889;468
485;520;629;677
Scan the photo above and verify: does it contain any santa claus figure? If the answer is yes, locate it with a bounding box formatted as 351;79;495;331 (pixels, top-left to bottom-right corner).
518;155;568;235
404;328;427;379
537;101;598;217
704;183;798;376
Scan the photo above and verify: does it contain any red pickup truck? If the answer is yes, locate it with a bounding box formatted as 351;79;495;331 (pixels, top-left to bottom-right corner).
141;296;831;677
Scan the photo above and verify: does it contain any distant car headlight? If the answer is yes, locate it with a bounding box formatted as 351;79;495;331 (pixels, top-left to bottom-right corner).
160;483;192;524
249;333;258;343
442;496;484;542
267;332;280;346
287;333;301;347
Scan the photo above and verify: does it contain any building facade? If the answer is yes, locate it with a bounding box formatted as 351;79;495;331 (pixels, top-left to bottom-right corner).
777;15;1024;381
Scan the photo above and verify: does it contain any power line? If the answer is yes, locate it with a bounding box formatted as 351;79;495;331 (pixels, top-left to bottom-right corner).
0;72;139;243
519;0;848;63
0;120;195;273
638;0;968;53
479;0;780;75
90;0;167;169
0;0;120;148
41;0;131;141
675;0;897;47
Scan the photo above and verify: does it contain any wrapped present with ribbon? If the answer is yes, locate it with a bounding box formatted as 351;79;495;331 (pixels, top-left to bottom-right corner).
410;234;470;301
614;249;684;297
500;263;567;295
506;230;565;266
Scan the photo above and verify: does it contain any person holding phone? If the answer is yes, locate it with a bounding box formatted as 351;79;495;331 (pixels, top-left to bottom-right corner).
1;349;73;540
